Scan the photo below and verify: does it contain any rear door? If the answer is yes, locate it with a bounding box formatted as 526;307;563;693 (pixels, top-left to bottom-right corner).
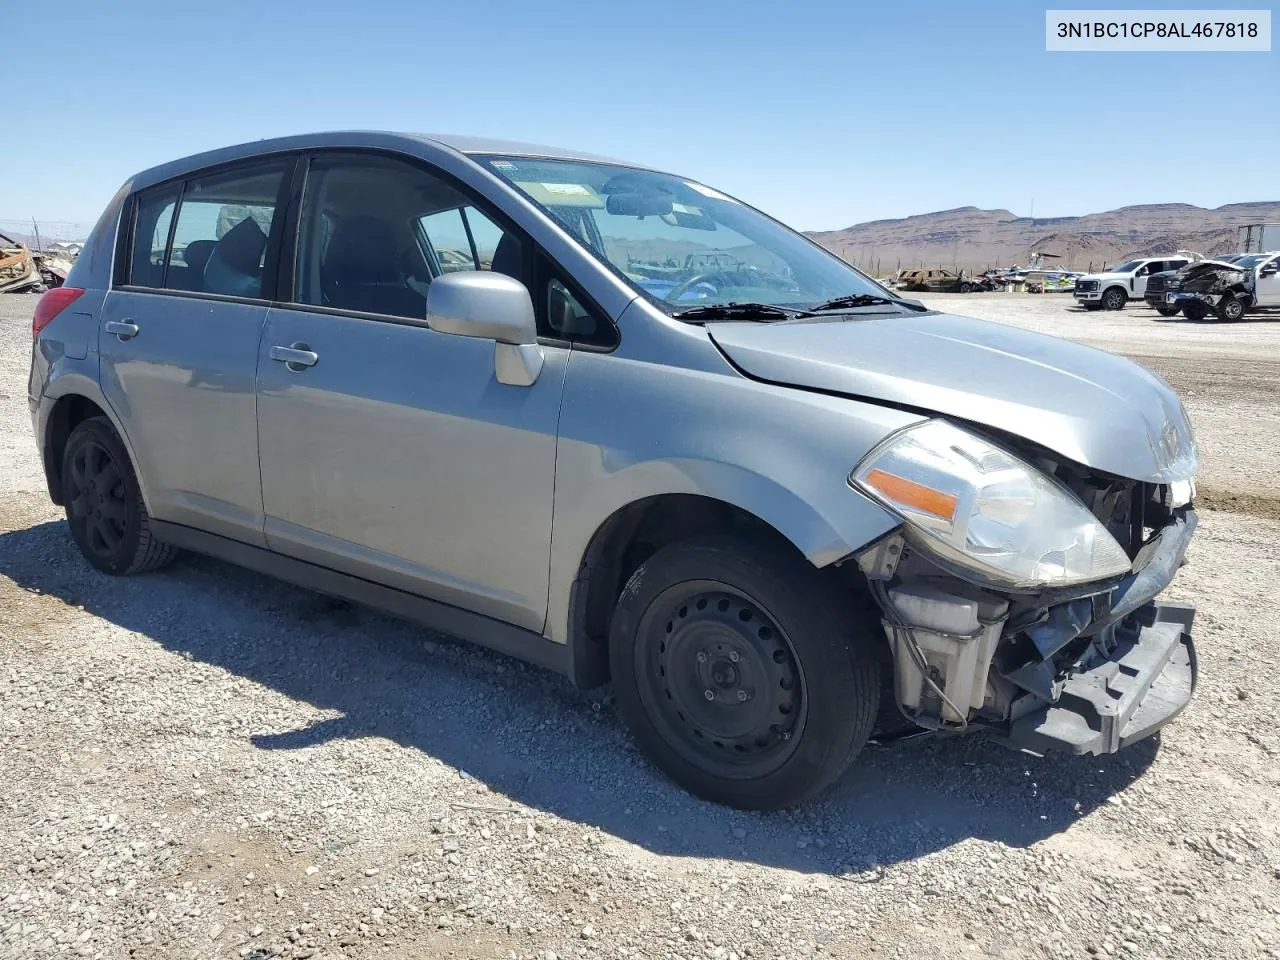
255;151;569;632
100;157;295;545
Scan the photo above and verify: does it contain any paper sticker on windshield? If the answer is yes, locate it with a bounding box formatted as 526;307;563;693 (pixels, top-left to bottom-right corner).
541;182;593;196
490;160;517;171
684;181;735;202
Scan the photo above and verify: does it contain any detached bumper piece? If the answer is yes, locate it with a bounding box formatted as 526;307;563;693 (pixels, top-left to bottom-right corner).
1007;603;1196;756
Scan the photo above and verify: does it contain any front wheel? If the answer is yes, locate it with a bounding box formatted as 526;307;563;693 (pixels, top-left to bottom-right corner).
609;535;880;810
62;417;177;575
1216;296;1246;322
1102;287;1127;311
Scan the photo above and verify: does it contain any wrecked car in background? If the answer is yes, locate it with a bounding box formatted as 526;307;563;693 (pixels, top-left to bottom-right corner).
1;231;44;294
0;230;74;294
895;267;992;293
1161;252;1280;321
30;131;1202;810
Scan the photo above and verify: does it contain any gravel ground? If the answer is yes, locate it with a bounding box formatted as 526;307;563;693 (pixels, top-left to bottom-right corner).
2;291;1279;960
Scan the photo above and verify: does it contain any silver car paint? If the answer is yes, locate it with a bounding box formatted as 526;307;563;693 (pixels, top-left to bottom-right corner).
256;305;569;632
31;131;1198;660
707;313;1198;484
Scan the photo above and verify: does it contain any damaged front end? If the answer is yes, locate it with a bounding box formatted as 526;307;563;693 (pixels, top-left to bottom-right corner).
1163;260;1251;321
850;420;1198;756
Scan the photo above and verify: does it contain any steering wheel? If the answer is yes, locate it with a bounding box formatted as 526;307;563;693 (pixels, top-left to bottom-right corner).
662;271;733;304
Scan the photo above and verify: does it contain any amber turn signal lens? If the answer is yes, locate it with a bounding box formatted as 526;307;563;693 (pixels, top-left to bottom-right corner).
863;468;959;521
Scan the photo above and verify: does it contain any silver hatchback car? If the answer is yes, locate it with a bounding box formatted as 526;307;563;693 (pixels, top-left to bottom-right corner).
29;132;1200;809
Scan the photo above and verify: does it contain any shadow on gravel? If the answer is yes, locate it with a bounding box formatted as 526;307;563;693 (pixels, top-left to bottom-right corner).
0;519;1158;875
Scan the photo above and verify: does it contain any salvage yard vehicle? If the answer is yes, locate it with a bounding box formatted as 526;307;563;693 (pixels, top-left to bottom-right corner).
1144;254;1243;316
895;267;987;293
1162;253;1280;321
1073;255;1191;311
29;132;1200;810
1;231;46;294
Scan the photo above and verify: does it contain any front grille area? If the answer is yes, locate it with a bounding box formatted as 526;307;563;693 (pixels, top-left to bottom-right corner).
1146;275;1169;296
1075;279;1099;293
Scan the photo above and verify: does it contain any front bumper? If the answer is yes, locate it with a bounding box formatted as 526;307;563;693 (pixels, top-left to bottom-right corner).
1006;603;1196;755
1073;290;1102;302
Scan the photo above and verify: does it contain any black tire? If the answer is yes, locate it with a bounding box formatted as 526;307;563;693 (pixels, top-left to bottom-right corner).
1155;306;1179;317
959;282;973;293
1102;286;1127;311
62;417;177;575
1181;301;1209;321
1215;296;1246;322
609;534;880;810
1082;302;1103;311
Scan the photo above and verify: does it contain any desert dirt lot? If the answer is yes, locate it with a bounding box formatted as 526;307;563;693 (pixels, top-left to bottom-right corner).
2;291;1279;960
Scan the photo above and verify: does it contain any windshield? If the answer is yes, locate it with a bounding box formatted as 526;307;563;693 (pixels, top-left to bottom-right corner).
1233;254;1268;270
1110;260;1142;274
480;156;892;312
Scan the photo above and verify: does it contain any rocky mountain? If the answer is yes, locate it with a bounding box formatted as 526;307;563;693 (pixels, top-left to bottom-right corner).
808;201;1280;274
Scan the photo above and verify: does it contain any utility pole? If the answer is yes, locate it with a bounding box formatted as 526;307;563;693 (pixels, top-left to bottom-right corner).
31;218;42;252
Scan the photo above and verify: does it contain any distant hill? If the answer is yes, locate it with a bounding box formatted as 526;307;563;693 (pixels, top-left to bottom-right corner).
807;201;1280;274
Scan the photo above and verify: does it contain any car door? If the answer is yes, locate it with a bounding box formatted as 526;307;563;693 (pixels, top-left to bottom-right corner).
1256;254;1280;306
256;152;569;632
1132;261;1159;298
100;158;294;545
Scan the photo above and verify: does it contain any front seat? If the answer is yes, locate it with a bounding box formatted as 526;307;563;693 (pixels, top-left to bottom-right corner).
321;216;426;318
203;218;267;298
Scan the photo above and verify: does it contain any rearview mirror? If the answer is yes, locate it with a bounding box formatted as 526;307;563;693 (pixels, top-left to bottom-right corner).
605;191;674;218
426;271;543;386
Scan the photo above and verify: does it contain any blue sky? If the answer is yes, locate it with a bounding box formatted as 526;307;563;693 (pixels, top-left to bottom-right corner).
4;0;1274;233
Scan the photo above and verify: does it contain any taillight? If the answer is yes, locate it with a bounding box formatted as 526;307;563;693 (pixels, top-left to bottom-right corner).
32;287;85;338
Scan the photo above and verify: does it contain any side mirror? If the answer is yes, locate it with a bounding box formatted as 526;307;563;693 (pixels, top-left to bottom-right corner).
426;271;544;386
1262;264;1279;277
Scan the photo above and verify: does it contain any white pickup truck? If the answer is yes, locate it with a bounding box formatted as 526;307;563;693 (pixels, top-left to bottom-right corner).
1072;255;1192;311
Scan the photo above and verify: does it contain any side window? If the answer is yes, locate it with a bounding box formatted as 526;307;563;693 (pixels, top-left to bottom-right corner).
419;209;474;273
419;205;512;274
164;161;288;297
294;154;526;320
1167;260;1187;271
128;185;179;287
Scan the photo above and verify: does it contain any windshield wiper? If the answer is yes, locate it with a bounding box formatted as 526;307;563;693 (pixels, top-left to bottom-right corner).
804;293;928;313
670;302;794;322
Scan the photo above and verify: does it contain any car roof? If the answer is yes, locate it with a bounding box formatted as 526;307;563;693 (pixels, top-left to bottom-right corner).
126;130;654;193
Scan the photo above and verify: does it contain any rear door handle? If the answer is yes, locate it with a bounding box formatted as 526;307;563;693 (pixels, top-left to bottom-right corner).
105;320;139;340
270;343;319;370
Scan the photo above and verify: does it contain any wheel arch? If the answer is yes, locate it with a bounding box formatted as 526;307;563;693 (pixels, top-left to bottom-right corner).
40;381;144;508
559;477;899;689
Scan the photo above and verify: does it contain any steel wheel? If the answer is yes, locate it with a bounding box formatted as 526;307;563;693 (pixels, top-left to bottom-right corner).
633;580;806;779
66;439;127;559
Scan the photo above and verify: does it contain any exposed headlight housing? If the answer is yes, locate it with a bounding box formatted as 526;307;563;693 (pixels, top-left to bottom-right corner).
851;420;1133;589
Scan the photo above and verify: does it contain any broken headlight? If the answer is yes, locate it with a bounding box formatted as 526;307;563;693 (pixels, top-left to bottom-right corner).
851;420;1132;589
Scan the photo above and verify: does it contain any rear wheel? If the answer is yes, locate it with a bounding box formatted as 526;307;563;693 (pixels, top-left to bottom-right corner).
1215;296;1246;322
62;417;177;575
1102;287;1127;311
959;282;973;293
609;535;880;810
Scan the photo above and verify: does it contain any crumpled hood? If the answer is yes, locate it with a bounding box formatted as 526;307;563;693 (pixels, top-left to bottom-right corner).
708;311;1198;484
